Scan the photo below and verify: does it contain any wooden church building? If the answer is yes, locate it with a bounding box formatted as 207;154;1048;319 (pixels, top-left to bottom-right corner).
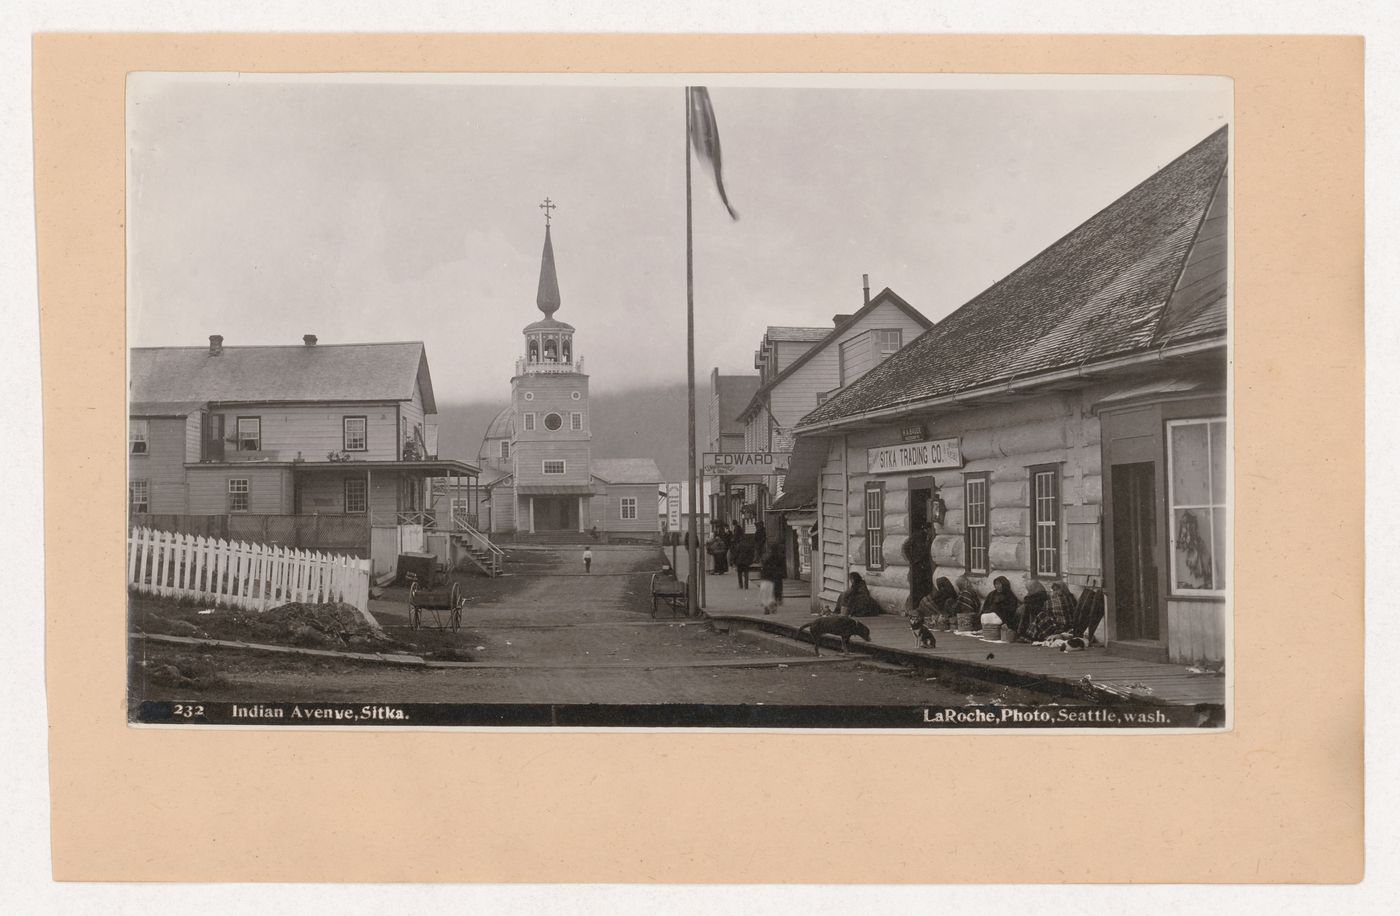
467;212;662;543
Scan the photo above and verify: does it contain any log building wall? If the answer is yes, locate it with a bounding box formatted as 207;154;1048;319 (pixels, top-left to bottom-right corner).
833;387;1110;613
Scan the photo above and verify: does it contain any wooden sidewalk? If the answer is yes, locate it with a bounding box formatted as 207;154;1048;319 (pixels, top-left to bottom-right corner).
706;609;1227;708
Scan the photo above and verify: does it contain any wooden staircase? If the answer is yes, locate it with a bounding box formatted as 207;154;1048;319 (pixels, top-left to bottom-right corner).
448;517;505;577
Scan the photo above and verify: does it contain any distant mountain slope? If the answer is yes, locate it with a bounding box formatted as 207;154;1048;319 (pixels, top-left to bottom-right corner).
433;382;703;482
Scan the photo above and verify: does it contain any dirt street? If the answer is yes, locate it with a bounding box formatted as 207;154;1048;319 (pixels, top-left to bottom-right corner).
131;546;1050;708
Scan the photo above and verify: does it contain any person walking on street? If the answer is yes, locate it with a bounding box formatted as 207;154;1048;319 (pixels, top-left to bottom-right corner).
759;533;788;613
583;546;593;573
731;533;755;589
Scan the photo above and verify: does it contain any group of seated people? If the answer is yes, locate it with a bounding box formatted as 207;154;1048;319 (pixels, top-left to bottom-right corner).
919;575;1105;645
833;571;1105;646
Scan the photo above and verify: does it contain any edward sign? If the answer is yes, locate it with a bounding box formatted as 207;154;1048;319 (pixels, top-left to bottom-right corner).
701;451;790;476
867;437;963;474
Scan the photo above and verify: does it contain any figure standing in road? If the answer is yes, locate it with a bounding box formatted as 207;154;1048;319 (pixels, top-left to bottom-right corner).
759;532;788;613
583;546;593;573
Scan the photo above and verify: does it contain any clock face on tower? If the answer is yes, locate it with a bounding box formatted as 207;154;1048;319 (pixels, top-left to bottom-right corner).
543;412;563;431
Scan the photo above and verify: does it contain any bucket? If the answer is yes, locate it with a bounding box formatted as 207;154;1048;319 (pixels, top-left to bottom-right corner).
982;623;1002;641
956;611;977;632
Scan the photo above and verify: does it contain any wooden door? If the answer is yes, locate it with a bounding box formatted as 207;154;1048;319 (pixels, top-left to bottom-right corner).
1110;462;1160;641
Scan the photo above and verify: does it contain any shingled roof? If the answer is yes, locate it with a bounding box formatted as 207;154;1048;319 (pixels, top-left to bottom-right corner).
130;341;436;412
798;126;1229;430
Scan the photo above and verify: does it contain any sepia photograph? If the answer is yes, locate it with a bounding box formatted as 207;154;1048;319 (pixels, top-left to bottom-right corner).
124;73;1232;729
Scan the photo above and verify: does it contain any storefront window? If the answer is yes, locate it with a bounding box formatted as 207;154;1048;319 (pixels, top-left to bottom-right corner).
1167;418;1227;595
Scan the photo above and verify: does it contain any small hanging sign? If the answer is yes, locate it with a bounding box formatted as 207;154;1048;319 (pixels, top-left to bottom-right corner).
899;422;927;443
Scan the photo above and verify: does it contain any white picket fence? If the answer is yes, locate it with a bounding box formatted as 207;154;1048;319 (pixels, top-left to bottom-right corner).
127;527;372;613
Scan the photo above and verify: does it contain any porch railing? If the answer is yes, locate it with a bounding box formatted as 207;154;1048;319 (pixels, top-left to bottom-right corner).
451;511;504;575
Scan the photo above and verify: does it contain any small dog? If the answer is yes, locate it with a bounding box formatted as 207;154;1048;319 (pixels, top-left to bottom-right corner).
796;615;871;656
909;616;937;649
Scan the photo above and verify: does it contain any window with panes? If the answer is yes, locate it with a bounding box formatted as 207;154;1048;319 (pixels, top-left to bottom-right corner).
964;473;990;575
1030;464;1061;577
864;482;885;569
1167;418;1227;595
228;478;250;512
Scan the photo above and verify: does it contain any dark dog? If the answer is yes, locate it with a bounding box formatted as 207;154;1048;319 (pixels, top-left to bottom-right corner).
797;615;871;656
909;617;937;649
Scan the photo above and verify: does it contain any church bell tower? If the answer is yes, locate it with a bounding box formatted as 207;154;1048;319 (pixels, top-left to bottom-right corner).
509;200;593;532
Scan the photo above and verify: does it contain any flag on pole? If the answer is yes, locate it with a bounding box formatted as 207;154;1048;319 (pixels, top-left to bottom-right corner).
687;87;739;220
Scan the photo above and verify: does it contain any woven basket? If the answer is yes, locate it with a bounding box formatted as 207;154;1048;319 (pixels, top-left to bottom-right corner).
956;611;977;631
982;623;1002;641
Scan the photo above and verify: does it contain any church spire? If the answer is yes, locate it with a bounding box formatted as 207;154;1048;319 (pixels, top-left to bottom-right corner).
536;200;561;318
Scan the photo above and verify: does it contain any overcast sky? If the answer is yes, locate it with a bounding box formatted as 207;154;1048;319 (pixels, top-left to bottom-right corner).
128;74;1230;403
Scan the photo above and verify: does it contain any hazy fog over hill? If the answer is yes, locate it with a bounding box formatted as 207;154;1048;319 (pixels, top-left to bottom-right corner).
433;382;707;483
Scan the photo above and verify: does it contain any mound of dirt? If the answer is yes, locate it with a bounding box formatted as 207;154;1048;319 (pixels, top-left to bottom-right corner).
245;602;398;649
142;653;228;691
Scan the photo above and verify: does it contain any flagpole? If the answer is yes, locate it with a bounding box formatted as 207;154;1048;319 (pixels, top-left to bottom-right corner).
685;87;700;617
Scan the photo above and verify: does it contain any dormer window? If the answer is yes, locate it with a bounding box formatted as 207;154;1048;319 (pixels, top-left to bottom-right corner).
874;329;903;359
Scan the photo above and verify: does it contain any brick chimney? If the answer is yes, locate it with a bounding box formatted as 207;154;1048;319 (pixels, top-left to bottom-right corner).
208;334;223;356
862;273;870;305
303;334;318;346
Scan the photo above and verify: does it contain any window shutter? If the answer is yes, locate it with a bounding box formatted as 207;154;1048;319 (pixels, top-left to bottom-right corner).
1064;504;1102;576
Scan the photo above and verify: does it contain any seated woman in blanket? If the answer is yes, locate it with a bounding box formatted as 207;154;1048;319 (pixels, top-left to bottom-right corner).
981;576;1021;637
835;571;883;617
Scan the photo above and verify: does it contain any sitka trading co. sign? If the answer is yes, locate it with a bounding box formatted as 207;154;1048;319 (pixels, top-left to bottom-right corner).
702;451;791;476
867;438;963;474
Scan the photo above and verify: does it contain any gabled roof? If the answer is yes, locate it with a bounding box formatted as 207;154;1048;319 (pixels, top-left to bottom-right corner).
591;458;664;485
739;288;934;421
130;341;437;412
798;127;1229;431
713;374;761;434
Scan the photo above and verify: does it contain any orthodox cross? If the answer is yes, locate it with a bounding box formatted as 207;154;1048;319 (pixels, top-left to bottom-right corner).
539;197;556;226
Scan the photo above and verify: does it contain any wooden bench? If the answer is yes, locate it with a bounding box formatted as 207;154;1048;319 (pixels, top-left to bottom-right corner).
650;570;689;618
